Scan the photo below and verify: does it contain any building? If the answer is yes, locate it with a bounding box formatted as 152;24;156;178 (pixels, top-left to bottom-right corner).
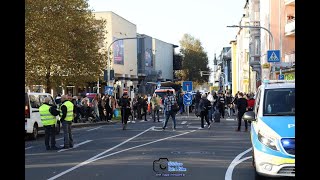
93;11;139;98
260;0;295;80
216;47;231;93
236;1;250;93
248;0;261;92
230;40;238;95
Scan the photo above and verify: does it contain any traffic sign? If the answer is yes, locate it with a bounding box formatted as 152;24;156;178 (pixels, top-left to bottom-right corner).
278;74;285;80
182;81;193;92
183;93;192;106
267;50;280;63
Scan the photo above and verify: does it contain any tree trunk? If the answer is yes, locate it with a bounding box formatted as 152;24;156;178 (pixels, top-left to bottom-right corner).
46;66;51;93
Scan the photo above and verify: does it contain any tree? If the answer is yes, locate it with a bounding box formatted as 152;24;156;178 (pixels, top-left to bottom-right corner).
25;0;106;92
178;34;211;83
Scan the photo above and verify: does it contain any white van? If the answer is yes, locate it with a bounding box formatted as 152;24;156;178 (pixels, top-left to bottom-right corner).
25;92;61;139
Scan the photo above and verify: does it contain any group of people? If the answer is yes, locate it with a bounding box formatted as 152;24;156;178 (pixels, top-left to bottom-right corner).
193;90;255;131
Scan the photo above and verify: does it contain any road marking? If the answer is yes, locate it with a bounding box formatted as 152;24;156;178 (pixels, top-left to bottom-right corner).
225;148;252;180
181;121;187;124
93;129;197;160
56;137;63;141
87;126;102;131
58;140;93;152
48;126;154;180
226;118;235;121
25;146;33;150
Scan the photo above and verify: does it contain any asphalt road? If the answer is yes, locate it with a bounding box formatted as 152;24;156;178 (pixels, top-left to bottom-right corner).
25;112;295;180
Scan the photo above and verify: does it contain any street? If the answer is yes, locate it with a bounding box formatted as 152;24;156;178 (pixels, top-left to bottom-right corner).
25;113;293;180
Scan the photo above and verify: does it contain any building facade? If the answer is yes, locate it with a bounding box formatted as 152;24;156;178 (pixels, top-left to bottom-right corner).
236;3;250;93
260;0;295;81
230;40;238;95
94;11;139;98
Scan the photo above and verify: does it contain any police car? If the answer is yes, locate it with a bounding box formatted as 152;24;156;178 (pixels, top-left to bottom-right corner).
243;80;295;178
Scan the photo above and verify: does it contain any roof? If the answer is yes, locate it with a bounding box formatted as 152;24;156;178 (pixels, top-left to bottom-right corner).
262;82;295;90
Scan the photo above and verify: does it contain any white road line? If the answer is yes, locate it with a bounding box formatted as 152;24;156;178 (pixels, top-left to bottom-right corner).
181;121;187;124
225;148;252;180
86;126;102;131
226;118;235;121
58;140;93;152
48;126;154;180
25;146;33;150
56;137;63;141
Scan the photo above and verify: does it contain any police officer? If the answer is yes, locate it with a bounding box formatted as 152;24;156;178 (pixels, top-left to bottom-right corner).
60;95;74;149
39;97;60;150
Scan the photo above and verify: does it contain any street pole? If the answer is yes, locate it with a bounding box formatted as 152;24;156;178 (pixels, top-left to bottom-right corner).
187;85;189;117
227;25;275;80
106;36;145;87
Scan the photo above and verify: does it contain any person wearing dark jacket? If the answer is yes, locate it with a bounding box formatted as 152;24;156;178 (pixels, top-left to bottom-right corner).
236;92;248;132
60;95;74;149
119;93;130;130
39;97;61;150
198;93;211;129
217;92;225;118
194;90;202;116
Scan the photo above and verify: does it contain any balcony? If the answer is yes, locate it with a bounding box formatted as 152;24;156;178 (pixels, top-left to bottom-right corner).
285;0;295;6
285;18;295;36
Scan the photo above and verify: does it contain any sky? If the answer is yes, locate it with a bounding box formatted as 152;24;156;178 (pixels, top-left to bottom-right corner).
87;0;246;82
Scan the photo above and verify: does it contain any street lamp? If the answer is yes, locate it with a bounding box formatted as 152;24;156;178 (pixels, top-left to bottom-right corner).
106;35;145;86
227;24;276;81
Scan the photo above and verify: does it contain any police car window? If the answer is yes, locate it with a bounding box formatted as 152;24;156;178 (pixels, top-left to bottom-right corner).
29;95;40;108
263;88;295;116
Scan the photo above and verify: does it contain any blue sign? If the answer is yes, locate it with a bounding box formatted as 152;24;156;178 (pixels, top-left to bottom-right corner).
182;81;193;92
183;93;192;106
278;74;285;80
104;86;114;95
267;50;281;63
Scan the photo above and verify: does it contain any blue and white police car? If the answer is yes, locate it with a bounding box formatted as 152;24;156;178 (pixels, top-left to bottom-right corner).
243;80;295;178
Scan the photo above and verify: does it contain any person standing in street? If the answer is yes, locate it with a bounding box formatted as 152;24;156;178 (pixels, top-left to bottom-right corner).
39;97;61;150
119;92;130;130
236;92;248;132
217;92;226;119
60;95;74;149
194;90;201;117
207;91;214;122
198;93;211;129
162;90;177;131
151;93;161;122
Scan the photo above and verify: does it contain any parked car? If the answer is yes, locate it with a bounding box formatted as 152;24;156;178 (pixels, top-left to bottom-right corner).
243;80;295;179
25;92;61;140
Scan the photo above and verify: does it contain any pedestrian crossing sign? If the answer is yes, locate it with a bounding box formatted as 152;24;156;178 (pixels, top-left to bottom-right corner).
267;50;280;62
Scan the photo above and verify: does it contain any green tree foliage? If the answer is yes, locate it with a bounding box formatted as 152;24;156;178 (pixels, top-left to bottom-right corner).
178;34;211;83
25;0;106;92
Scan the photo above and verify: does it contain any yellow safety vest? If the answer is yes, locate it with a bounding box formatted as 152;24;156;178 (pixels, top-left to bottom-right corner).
39;104;56;126
60;101;74;121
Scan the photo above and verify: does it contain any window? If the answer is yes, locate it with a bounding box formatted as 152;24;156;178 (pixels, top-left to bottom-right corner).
263;88;295;116
254;88;261;114
29;95;40;108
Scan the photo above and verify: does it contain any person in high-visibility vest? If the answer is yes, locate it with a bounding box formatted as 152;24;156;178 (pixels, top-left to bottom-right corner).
39;97;60;150
60;95;74;149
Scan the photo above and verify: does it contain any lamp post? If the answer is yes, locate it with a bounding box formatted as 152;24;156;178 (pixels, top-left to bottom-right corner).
227;25;275;81
106;35;145;86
